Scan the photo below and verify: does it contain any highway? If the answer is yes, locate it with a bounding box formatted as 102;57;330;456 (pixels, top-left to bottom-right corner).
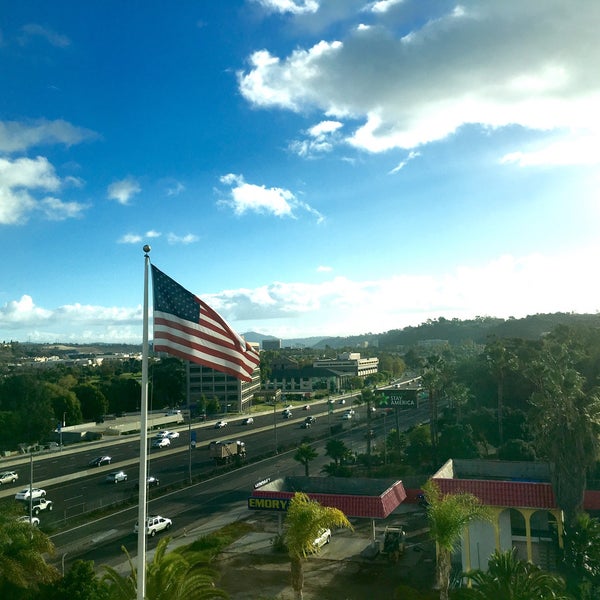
0;395;431;572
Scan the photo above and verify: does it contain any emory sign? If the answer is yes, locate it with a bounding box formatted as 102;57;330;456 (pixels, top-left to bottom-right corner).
248;497;290;511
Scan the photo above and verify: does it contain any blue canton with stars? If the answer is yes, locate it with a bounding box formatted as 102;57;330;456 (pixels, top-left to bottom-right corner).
152;265;200;323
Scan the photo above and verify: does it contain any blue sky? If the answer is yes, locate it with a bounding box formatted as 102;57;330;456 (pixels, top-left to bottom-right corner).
1;0;600;344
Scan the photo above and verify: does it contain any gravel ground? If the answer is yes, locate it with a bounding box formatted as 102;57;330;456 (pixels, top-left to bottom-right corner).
215;510;436;599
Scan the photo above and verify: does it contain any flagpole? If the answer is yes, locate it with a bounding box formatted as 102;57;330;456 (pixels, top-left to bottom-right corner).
137;245;151;600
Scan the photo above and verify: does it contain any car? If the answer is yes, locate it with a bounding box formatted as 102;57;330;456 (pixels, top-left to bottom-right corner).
89;456;112;467
134;475;160;489
165;409;182;416
305;416;316;424
344;409;355;416
26;497;53;515
242;417;254;425
15;487;46;501
0;471;18;485
339;399;346;404
283;412;293;419
106;470;128;483
303;404;311;410
16;515;40;527
313;528;332;548
214;421;228;429
166;431;180;439
300;422;311;429
154;430;170;438
152;437;170;448
342;413;352;420
134;515;172;537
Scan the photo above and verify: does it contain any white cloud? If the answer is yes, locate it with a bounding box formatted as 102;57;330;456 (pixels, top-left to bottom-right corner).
107;177;141;205
367;0;404;15
317;265;333;272
290;119;344;157
389;150;420;174
166;181;185;196
20;23;71;47
118;230;162;244
38;197;87;221
0;119;97;153
4;246;600;342
220;173;304;218
0;156;82;224
252;0;320;15
238;1;600;164
167;233;198;245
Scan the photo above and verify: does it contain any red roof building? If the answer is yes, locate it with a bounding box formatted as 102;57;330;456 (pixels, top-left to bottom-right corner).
432;459;564;573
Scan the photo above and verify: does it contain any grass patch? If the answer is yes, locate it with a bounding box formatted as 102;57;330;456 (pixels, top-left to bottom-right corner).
182;521;256;560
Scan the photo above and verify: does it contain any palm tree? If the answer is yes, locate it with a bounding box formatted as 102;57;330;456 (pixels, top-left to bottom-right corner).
293;443;318;476
562;512;600;598
285;492;352;600
485;338;518;446
0;507;60;596
102;538;228;599
421;354;448;463
422;480;491;600
458;548;571;599
526;341;600;529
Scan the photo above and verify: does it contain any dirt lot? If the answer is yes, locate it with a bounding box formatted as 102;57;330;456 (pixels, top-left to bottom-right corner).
215;510;436;599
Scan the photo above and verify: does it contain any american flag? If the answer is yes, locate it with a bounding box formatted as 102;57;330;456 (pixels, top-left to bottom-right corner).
151;265;260;382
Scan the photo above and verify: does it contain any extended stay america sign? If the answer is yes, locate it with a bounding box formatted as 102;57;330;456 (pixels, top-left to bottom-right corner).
377;388;419;408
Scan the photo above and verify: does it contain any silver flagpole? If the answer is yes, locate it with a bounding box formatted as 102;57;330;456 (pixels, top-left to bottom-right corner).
137;245;151;600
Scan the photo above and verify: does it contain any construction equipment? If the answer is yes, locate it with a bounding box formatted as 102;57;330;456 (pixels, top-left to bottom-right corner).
380;526;405;562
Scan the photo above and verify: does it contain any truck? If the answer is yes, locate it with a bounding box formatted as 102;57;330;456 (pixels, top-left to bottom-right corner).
209;440;246;464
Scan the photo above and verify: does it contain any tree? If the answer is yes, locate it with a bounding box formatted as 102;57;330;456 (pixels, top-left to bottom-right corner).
421;354;448;463
293;444;318;477
422;480;491;600
44;382;83;427
457;548;570;600
436;424;479;461
485;338;518;446
150;358;185;408
74;383;108;422
324;439;351;468
0;505;60;597
526;341;600;529
562;512;600;599
284;492;352;600
102;537;228;599
354;388;376;470
39;560;109;600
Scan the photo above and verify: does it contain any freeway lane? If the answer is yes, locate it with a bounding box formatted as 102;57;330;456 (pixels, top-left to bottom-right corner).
46;403;431;573
49;420;380;575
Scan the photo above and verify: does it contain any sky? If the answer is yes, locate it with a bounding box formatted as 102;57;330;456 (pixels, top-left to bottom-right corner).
1;0;600;344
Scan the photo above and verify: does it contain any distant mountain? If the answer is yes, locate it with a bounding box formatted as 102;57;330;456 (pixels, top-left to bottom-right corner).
246;313;600;351
242;331;326;348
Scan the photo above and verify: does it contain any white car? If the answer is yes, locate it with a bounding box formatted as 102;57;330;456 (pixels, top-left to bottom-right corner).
342;413;352;420
106;470;128;483
344;409;355;416
16;515;40;527
134;515;172;537
152;437;170;448
15;488;46;501
214;420;228;429
166;431;180;439
0;471;18;485
154;430;170;439
313;528;332;548
242;417;254;425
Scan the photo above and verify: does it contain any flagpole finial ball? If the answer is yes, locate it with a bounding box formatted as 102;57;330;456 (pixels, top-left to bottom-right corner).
143;245;151;253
